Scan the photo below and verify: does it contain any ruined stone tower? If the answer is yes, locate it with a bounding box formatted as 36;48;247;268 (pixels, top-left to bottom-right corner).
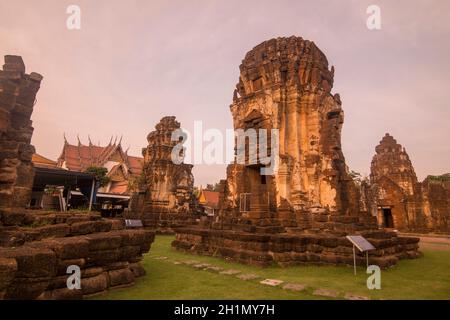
0;55;43;211
142;116;194;213
368;133;450;232
222;36;360;223
173;37;421;268
370;134;418;195
130;116;197;233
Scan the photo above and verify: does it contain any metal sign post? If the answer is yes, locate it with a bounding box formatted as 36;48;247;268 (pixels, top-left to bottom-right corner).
346;235;376;275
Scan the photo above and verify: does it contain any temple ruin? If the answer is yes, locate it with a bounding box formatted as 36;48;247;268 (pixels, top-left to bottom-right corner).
172;37;421;268
0;56;155;300
129;116;197;233
366;133;450;232
0;55;41;211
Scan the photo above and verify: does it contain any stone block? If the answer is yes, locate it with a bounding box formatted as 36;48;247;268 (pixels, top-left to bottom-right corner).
38;287;82;300
84;232;123;251
108;268;134;287
4;276;50;300
81;272;108;296
57;258;86;275
129;263;146;277
282;283;306;291
1;210;26;225
70;221;96;236
0;229;25;246
0;257;17;291
0;246;56;278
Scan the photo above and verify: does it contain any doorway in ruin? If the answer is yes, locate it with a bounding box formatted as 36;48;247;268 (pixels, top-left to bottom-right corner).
383;207;394;228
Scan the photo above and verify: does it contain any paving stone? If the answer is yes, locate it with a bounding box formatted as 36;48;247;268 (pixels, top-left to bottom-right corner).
183;260;200;265
260;279;284;286
344;293;370;300
236;273;260;281
312;288;339;298
205;266;224;273
282;283;307;292
172;261;182;265
154;256;168;260
219;269;241;275
193;263;211;270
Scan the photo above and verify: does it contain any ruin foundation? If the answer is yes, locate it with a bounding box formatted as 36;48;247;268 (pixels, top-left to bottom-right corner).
172;37;420;268
0;56;155;299
0;210;154;299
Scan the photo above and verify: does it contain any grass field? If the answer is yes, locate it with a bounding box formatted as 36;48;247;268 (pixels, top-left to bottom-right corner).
93;235;450;300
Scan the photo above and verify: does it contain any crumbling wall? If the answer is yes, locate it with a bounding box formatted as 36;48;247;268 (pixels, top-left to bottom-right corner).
0;55;43;210
0;211;154;299
132;116;197;233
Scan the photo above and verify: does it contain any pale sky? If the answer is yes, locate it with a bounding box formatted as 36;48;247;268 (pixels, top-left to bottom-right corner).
1;0;449;186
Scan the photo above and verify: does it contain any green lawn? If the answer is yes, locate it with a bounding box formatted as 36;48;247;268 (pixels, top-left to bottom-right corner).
93;235;450;300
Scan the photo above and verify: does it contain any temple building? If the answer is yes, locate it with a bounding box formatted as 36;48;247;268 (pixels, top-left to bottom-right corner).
32;153;58;169
367;133;450;232
198;188;220;216
56;136;143;194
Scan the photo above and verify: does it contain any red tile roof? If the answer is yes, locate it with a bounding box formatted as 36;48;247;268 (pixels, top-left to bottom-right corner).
199;190;220;208
32;153;58;168
58;142;143;176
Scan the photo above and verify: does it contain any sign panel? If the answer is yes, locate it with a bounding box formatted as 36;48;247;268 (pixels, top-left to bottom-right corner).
346;235;375;252
125;219;143;228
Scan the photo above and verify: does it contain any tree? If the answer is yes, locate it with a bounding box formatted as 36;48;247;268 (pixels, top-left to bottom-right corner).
205;183;220;191
84;166;110;187
349;170;362;184
128;173;146;192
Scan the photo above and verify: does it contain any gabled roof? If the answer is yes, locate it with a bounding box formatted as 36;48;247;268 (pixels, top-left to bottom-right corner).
199;190;220;209
57;138;143;175
108;181;129;194
32;153;58;169
127;156;144;176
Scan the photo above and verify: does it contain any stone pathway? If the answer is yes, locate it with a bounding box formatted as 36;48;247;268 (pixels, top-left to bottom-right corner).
205;266;224;273
236;273;260;281
219;269;241;275
152;255;370;300
193;263;211;270
282;283;306;292
313;288;339;298
260;279;284;286
183;260;200;265
344;293;370;300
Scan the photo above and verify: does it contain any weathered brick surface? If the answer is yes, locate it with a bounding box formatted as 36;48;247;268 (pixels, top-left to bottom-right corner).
0;56;42;210
0;212;155;299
